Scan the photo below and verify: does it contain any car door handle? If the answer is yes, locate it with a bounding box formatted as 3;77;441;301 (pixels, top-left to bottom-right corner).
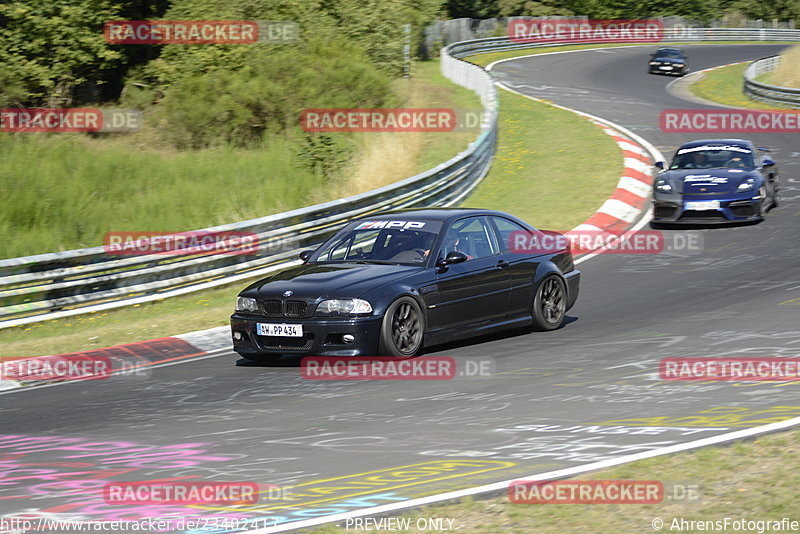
496;259;509;269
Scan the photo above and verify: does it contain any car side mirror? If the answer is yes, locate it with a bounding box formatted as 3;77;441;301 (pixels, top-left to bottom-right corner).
437;251;468;267
298;250;314;262
762;157;775;167
654;161;665;170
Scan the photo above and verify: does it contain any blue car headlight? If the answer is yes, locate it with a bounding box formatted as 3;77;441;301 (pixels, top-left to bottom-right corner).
236;296;258;312
655;178;672;193
316;299;373;315
737;178;757;192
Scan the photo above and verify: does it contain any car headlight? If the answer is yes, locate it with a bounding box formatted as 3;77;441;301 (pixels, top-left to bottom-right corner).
674;63;684;67
236;296;258;312
649;61;659;65
655;178;672;193
737;178;756;192
316;299;373;315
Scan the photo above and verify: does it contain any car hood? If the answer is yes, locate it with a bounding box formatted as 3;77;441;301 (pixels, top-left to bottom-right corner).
661;169;759;194
241;262;424;299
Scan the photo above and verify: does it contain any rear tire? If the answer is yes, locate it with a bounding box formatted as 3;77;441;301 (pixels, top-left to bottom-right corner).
531;275;567;331
379;297;424;356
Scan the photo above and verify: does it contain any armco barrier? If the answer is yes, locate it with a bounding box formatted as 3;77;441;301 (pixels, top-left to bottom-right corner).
0;58;497;328
4;26;799;328
744;55;800;108
446;27;800;59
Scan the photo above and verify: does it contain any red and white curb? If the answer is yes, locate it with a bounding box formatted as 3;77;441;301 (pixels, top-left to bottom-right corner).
570;122;656;237
492;80;665;263
0;326;232;392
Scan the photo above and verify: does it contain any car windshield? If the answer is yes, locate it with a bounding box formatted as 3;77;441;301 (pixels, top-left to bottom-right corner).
315;220;440;265
670;146;755;170
657;49;682;58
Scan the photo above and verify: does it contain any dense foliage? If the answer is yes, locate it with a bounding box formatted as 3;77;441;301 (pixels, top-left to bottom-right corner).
1;0;796;148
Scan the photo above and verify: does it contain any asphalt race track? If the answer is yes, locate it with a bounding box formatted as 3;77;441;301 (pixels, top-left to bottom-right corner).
2;44;799;532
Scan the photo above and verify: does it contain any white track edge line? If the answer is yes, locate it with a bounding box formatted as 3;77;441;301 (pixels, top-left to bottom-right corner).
249;416;800;533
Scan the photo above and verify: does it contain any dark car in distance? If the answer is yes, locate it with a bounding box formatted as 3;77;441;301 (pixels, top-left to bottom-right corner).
652;139;779;225
648;47;688;76
230;208;580;361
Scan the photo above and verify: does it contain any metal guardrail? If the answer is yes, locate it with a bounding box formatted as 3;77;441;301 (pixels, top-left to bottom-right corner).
5;26;797;329
0;54;498;329
744;55;800;108
446;28;800;59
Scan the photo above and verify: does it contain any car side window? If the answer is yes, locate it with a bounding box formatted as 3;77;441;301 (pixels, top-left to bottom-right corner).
440;217;497;260
490;217;531;252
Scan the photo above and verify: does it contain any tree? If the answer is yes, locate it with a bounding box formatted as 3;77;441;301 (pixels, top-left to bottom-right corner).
0;0;123;106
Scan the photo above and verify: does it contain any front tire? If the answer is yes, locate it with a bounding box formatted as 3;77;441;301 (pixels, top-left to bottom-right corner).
379;297;424;356
531;275;567;331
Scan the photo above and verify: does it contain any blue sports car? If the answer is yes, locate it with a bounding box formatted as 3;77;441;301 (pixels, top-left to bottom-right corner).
652;139;779;225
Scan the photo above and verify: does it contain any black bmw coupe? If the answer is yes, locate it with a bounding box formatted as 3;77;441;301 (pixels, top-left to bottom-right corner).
230;208;580;361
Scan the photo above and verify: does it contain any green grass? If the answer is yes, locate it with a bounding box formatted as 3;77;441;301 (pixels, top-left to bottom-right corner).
466;88;622;231
406;61;482;172
689;63;789;110
0;136;327;258
0;60;478;260
307;428;800;533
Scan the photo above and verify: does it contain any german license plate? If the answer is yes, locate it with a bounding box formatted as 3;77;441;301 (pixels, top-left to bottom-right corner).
659;66;673;70
685;200;720;211
257;323;303;337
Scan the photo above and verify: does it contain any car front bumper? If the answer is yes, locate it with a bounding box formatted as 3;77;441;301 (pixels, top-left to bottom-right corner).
230;313;383;357
649;65;686;75
652;194;764;224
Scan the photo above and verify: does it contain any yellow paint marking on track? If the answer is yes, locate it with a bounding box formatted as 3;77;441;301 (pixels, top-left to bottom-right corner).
190;459;516;512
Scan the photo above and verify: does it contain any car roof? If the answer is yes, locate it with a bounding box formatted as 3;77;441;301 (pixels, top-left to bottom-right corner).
363;207;513;223
656;47;683;53
678;139;753;150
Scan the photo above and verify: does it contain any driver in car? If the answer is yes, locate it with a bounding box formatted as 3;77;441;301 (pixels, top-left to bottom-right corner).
686;153;713;168
725;156;747;168
377;231;432;262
